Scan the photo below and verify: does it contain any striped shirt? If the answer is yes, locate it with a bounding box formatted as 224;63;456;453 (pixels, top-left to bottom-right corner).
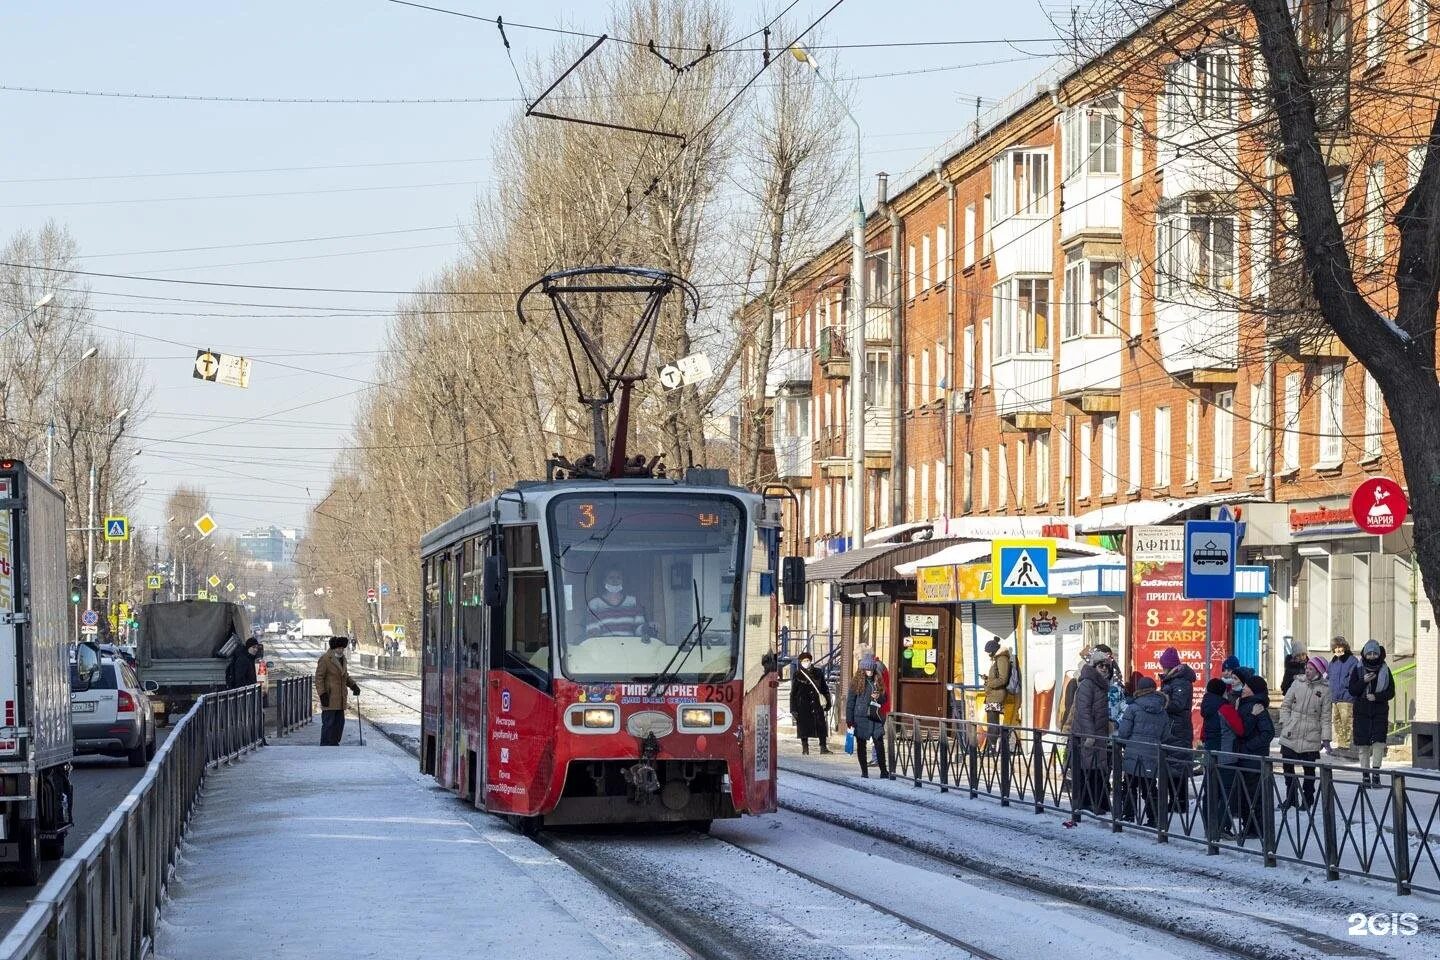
586;594;646;638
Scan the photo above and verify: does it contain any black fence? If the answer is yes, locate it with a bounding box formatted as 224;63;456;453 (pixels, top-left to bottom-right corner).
274;675;314;737
883;712;1440;897
357;653;420;677
0;685;266;960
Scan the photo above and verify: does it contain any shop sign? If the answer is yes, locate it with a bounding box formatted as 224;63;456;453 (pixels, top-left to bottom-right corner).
901;614;940;678
1289;505;1354;533
1131;524;1183;565
1351;477;1408;535
916;565;956;603
1029;611;1057;635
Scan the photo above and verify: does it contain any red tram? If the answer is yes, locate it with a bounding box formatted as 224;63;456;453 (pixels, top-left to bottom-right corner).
419;475;785;830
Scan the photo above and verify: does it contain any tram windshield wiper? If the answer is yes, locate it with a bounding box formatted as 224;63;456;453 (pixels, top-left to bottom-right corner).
645;580;711;698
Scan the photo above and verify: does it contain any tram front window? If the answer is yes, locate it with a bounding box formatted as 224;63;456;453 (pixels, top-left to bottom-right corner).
549;493;744;684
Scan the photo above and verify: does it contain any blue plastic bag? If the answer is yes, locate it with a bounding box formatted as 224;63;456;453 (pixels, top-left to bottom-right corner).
843;730;855;755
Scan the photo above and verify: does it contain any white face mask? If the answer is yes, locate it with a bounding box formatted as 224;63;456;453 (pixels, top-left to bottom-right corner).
605;581;623;594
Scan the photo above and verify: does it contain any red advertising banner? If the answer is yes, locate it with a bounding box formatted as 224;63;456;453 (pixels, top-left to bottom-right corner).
1131;561;1231;683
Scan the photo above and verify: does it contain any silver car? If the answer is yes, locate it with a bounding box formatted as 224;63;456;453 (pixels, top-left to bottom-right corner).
70;656;157;767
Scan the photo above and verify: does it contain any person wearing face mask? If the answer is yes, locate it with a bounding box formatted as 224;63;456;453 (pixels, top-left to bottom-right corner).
1064;648;1115;824
789;652;832;755
1278;656;1332;810
1234;674;1275;839
845;656;889;778
585;568;648;640
315;636;361;746
1328;637;1359;758
1347;640;1396;787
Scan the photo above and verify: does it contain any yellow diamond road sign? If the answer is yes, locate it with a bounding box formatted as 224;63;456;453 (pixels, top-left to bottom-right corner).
226;581;235;593
207;574;221;588
194;513;217;537
147;574;164;590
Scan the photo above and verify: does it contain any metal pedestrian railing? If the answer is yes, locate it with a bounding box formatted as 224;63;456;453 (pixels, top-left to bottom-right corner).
357;653;420;676
0;685;266;960
274;675;314;737
883;712;1440;897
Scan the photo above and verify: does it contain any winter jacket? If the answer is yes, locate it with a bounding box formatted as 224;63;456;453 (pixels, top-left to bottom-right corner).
789;664;831;739
1278;674;1332;753
1348;656;1396;747
315;648;359;713
1200;690;1236;754
1160;663;1197;749
1117;690;1169;777
984;649;1012;710
1328;653;1359;704
846;675;888;740
1069;664;1113;771
1235;693;1275;767
226;646;259;688
1107;679;1127;725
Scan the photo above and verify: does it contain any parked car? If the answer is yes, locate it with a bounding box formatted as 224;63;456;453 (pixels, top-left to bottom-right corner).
70;656;157;767
264;621;282;636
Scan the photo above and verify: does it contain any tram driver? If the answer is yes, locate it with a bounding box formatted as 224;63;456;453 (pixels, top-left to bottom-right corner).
584;567;653;643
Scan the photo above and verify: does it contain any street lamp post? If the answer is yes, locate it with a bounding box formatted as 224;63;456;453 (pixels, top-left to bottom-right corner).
47;346;100;482
794;45;867;552
2;291;55;341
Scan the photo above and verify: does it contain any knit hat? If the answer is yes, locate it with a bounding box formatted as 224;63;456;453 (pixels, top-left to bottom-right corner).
1307;655;1328;677
1362;639;1385;660
1221;655;1240;673
1247;674;1270;700
984;638;1001;655
1134;675;1157;693
1235;666;1255;684
1206;678;1228;696
860;654;878;671
1158;647;1181;672
1088;649;1110;666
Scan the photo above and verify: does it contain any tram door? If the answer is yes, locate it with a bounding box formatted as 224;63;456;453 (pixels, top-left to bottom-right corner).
436;548;460;790
457;536;490;803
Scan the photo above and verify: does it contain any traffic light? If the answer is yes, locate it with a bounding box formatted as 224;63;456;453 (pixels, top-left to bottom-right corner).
69;575;82;605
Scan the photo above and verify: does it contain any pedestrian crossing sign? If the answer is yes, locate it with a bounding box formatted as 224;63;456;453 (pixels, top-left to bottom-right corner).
146;574;163;590
991;538;1056;605
103;516;129;541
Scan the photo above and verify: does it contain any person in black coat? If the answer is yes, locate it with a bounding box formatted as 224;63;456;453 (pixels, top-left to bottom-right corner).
1157;647;1196;812
1066;650;1114;819
789;652;832;755
226;637;262;688
1234;674;1275;839
1348;640;1396;786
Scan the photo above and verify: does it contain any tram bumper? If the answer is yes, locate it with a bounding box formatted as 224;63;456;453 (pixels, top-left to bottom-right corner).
547;756;739;826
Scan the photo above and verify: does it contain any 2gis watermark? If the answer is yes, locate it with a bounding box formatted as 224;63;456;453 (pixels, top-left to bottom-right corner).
1347;912;1421;937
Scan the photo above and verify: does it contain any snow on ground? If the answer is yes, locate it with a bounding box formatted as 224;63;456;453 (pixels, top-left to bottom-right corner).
154;721;687;960
778;744;1440;959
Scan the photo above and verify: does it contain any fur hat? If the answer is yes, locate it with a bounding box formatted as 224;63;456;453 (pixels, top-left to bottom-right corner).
1307;655;1329;677
1088;648;1110;666
1158;647;1181;672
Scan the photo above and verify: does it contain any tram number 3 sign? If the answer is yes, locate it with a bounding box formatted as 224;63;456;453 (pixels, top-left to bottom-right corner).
1351;477;1408;535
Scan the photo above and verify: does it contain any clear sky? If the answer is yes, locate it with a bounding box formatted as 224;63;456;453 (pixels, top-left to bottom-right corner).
1;0;1062;536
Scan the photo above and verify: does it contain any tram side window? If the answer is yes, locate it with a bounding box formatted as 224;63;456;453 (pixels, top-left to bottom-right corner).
423;558;440;668
439;552;456;672
459;537;487;669
501;572;551;691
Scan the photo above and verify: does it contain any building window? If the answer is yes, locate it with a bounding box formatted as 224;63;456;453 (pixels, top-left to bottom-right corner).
1154;407;1171;486
1063;255;1084;340
907;244;917;299
1366;164;1386;261
1410;0;1429;47
1367;0;1385;68
981;448;991;510
1059;420;1071;493
963;451;974;512
921;234;932;290
934;340;946;399
1364;371;1383;460
1128;410;1141;492
1248;383;1268;475
1101;415;1118;496
1079;422;1093;499
1158;204;1237;296
1185;399;1199;484
919;461;930;519
1063;97;1120;179
1410;145;1426;189
994;277;1051;356
982;195;993;256
935;459;946;516
906;465;916;522
906;354;915;410
1016;438;1027;507
936;225;948;284
1036;432;1051;504
1283;373;1301;472
998;444;1009;508
963;326;975;390
1319;362;1344;465
981;319;992;386
991;148;1052;219
1162;50;1236;133
867;251;890;303
1249;210;1270;300
1127;259;1142;337
865;350;891;409
963;204;976;267
1213;390;1234;480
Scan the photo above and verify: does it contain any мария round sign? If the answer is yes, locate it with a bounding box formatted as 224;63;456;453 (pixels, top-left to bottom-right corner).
1350;477;1408;535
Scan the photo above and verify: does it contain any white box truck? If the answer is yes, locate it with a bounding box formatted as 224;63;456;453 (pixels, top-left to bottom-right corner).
0;460;101;883
300;618;334;642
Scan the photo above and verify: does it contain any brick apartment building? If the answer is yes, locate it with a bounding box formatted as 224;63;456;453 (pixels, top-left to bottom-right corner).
743;0;1440;743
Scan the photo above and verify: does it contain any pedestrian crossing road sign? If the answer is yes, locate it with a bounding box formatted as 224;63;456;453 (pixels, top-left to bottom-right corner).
991;538;1056;605
103;516;129;541
147;574;163;590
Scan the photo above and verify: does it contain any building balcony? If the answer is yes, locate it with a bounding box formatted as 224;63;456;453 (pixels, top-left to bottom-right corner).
1059;173;1122;244
991;214;1052;278
765;347;812;396
1154;299;1239;381
862;405;891;459
864;304;892;344
1057;336;1122;410
991;353;1053;421
817;326;850;379
775;434;812;482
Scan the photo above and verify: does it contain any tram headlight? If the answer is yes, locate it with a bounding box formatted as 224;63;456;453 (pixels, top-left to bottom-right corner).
582;707;617;728
680;707;715;728
677;704;730;732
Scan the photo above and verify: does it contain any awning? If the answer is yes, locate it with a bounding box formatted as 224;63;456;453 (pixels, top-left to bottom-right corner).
934;515;1072;538
806;537;965;584
1073;493;1265;534
863;521;934;545
893;538;1114;576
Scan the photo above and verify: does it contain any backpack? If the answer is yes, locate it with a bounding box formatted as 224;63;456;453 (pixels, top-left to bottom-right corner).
1006;660;1022;696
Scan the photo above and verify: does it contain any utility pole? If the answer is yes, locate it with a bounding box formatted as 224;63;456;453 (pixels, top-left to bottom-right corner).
375;557;384;643
85;465;95;611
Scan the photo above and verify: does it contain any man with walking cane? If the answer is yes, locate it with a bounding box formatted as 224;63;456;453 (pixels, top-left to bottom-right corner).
315;636;361;746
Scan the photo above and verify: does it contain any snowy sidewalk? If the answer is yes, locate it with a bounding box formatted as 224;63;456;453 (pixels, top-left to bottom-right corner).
153;720;685;960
